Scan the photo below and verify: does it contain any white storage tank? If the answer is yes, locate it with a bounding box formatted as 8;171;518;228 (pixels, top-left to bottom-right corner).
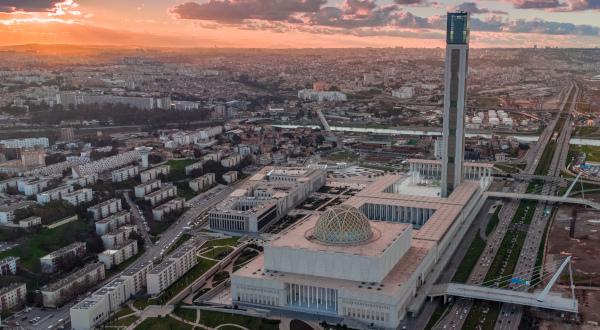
503;118;513;125
489;118;500;126
472;117;483;124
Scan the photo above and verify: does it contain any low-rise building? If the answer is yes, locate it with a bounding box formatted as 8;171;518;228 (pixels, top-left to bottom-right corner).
95;211;130;235
67;173;98;187
98;240;138;269
0;283;26;312
88;198;122;220
0;178;19;193
23;179;49;196
203;153;222;162
146;244;197;295
70;297;109;330
185;162;203;175
189;173;215;192
221;154;242;168
101;225;138;249
40;242;87;273
111;166;138;182
222;171;238;184
36;185;74;204
134;179;161;198
62;188;94;206
152;197;185;221
144;186;176;206
42;263;105;308
0;256;20;276
0;201;36;224
120;261;153;294
140;165;170;183
19;216;41;228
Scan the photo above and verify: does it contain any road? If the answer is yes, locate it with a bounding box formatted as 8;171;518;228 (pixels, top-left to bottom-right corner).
433;82;576;330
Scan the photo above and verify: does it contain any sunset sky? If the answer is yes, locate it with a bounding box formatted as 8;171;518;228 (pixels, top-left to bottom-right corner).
0;0;599;48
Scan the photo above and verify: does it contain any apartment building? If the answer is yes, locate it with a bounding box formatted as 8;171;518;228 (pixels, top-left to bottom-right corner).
88;198;122;220
140;165;170;183
120;261;153;294
61;127;75;141
36;185;74;204
62;188;94;206
101;225;138;249
0;283;26;312
98;240;138;269
203;152;222;162
23;179;49;196
189;173;215;192
222;171;238;184
0;256;20;276
95;211;130;235
111;166;138;182
0;137;49;148
144;186;176;206
0;201;36;224
42;263;105;308
40;242;87;273
67;173;98;187
184;161;203;175
19;216;41;228
0;178;19;193
134;179;161;198
221;154;242;168
152;197;185;221
146;244;197;295
21;148;46;168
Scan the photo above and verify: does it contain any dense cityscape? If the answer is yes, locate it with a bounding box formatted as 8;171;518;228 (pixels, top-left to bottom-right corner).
0;5;600;330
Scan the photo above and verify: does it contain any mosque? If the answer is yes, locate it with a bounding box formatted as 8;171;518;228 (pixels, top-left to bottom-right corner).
230;12;486;328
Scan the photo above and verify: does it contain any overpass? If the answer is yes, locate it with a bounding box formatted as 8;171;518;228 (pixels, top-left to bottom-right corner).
484;191;600;209
315;109;331;133
428;283;578;313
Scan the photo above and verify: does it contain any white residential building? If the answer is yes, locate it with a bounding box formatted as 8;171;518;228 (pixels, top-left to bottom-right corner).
185;162;203;175
0;256;20;276
19;216;42;228
0;178;19;193
223;171;238;184
0;137;49;148
221;154;242;168
95;211;131;235
146;244;197;295
88;198;122;220
140;165;170;183
40;242;87;273
189;173;216;192
134;179;161;198
144;186;176;206
42;263;105;308
62;189;94;206
152;197;185;221
120;261;153;294
67;173;98;187
36;185;74;204
111;166;138;182
98;240;138;269
101;225;138;249
23;179;49;196
0;283;26;312
0;201;36;224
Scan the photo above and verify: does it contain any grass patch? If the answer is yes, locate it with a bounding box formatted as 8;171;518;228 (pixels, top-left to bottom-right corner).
485;205;503;236
116;307;135;318
233;249;259;266
177;189;197;201
463;300;501;330
202;237;241;249
162;258;219;300
201;246;233;260
241;173;251;180
407;139;419;145
495;164;518;174
198;309;280;330
167;234;193;254
193;288;211;302
167;159;198;171
133;298;160;310
104;314;139;327
473;97;502;107
0;217;88;270
425;301;454;330
511;200;537;225
484;230;528;288
452;230;487;283
148;219;175;237
173;308;198;323
579;126;598;136
134;316;193;330
533;207;555;286
534;141;556;175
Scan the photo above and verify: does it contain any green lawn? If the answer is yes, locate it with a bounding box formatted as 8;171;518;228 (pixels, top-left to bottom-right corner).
485;205;503;236
407;139;419;145
484;230;528;287
202;237;241;249
173;308;197;323
579;126;598;136
473;97;502;107
534;141;557;175
198;309;280;330
134;316;193;330
177;189;197;201
462;300;501;330
511;200;537;225
148;219;176;237
116;307;135;318
162;258;218;300
452;230;487;283
580;145;600;163
0;217;88;270
495;164;518;174
104;314;139;327
201;246;233;260
167;159;199;171
168;234;193;254
133;299;160;310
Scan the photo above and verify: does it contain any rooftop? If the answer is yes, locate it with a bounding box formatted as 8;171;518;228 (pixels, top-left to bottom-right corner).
0;201;36;212
42;263;104;292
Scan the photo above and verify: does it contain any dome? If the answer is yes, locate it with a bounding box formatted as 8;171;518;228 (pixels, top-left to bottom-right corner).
313;205;373;244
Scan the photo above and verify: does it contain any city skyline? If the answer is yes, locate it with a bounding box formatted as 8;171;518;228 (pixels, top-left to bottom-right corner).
0;0;599;49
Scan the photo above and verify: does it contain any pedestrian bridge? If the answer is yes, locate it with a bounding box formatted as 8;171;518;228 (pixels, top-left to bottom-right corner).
428;283;578;313
484;192;600;210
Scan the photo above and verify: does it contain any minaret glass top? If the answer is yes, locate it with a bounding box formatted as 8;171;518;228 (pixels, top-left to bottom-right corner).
447;12;470;44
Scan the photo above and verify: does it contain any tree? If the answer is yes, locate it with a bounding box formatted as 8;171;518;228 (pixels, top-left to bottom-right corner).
316;134;326;145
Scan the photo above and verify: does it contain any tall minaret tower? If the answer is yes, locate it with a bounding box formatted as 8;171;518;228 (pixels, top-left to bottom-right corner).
441;12;470;198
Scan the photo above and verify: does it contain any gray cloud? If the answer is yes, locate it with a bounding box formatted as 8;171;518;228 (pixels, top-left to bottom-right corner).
512;0;569;9
0;0;59;12
456;2;489;13
491;9;509;14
